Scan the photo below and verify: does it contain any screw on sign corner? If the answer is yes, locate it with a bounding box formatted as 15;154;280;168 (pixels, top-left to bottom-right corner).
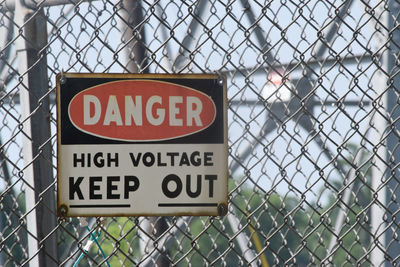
59;72;67;84
59;204;68;217
218;203;227;216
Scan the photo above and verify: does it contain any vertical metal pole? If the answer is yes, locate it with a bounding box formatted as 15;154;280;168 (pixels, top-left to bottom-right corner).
227;212;258;266
370;2;389;265
121;0;148;73
385;1;400;265
15;1;58;266
370;90;388;266
15;3;39;265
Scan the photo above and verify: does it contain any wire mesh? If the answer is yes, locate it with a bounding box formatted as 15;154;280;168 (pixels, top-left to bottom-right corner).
0;0;398;266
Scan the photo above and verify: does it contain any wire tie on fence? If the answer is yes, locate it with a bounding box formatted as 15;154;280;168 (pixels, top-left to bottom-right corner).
214;70;225;86
73;219;111;267
60;69;67;84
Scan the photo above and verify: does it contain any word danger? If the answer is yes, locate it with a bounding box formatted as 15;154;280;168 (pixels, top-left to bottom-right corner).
67;80;216;141
83;95;203;126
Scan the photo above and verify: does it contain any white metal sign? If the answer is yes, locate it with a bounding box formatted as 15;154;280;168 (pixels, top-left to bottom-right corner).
57;73;228;217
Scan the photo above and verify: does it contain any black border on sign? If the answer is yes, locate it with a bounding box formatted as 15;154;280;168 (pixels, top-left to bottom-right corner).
58;74;225;145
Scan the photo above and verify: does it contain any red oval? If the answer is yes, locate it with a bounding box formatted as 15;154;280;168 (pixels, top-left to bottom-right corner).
68;80;216;141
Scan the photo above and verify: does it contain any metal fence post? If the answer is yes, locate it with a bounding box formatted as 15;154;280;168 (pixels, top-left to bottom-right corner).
15;1;58;266
370;1;389;265
121;0;148;73
385;1;400;265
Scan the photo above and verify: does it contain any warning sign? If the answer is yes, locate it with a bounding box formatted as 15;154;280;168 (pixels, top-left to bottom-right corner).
56;73;228;217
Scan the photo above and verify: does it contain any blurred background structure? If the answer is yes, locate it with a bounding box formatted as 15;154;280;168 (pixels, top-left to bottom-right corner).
0;0;399;266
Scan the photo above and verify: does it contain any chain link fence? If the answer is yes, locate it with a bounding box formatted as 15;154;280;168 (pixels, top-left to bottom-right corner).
1;0;400;266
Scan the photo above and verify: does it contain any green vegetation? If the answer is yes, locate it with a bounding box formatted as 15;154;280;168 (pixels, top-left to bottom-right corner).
85;172;371;266
1;146;373;266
